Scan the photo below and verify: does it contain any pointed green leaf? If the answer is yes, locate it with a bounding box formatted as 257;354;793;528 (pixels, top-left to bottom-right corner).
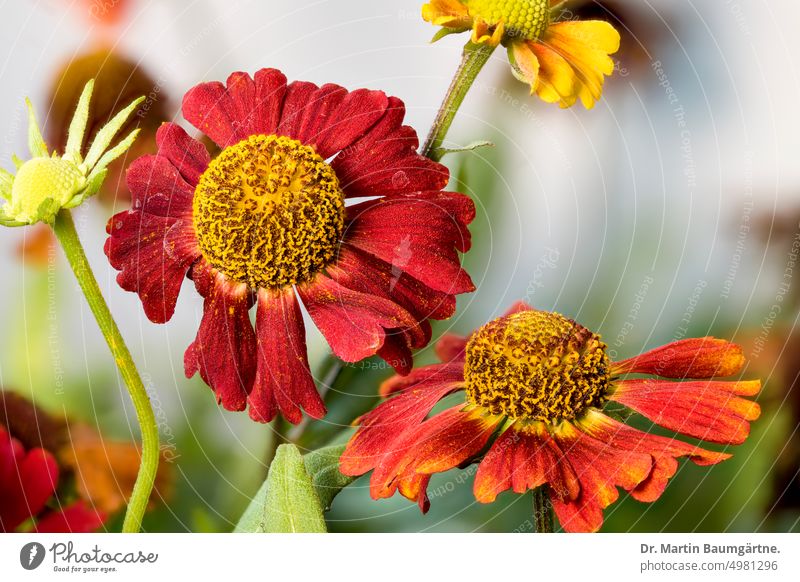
436;140;495;158
35;197;61;223
64;169;106;209
234;444;327;533
65;79;95;161
91;128;140;175
26;99;48;158
83;96;144;170
12;154;25;170
0;167;13;201
431;26;469;43
0;209;27;227
303;444;355;511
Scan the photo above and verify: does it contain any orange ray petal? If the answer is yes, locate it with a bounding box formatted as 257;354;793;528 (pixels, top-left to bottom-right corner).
612;337;745;379
610;379;761;445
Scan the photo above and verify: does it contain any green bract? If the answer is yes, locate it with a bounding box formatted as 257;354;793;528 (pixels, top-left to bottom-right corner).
0;80;142;226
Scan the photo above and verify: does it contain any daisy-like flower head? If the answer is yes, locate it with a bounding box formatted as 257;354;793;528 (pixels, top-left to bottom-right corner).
105;68;475;424
340;302;761;532
0;424;104;532
0;80;142;226
422;0;621;108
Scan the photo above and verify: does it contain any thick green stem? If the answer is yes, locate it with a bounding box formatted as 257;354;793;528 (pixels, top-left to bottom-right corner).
421;41;496;161
51;210;159;533
533;487;554;533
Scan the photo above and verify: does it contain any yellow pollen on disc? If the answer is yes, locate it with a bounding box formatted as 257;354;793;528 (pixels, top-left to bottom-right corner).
466;0;550;40
192;134;345;289
464;310;610;422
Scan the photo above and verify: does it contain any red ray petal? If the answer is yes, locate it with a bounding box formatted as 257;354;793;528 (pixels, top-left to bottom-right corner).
333;245;457;322
340;380;461;477
331;96;449;198
253;68;289;135
435;333;468;363
248;288;325;425
155;122;210;184
310;88;389;159
371;406;499;503
550;421;652;533
184;267;257;412
105;211;199;324
280;84;348;150
275;81;320;140
182;80;239;148
379;361;465;398
577;409;731;502
126;155;195;218
344;191;475;294
298;273;421;364
474;421;580;504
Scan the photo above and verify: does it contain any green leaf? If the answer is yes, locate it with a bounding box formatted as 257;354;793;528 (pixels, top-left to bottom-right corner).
436;140;495;158
65;79;95;162
65;169;106;209
35;197;61;223
83;96;144;170
431;26;468;43
233;478;270;533
26;99;48;158
234;444;327;533
91;128;140;174
0;167;13;201
303;444;355;511
0;210;26;227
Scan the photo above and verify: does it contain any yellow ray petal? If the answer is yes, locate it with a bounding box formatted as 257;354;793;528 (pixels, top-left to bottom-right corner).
527;41;579;108
472;18;504;46
422;0;473;29
539;20;621;109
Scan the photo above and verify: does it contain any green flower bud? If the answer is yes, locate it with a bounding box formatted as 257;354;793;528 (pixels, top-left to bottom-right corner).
0;80;142;226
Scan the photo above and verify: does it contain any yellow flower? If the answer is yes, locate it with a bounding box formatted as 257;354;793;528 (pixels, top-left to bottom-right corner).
422;0;621;108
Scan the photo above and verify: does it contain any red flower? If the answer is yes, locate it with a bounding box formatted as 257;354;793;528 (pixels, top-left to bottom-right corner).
340;302;761;532
105;69;474;424
0;425;104;533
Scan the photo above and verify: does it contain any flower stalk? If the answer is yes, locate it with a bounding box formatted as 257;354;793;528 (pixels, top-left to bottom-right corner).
532;486;554;533
52;210;159;533
422;41;496;161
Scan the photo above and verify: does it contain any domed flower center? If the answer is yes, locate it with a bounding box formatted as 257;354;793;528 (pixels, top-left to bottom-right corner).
464;310;610;422
193;135;345;289
466;0;550;40
9;158;84;222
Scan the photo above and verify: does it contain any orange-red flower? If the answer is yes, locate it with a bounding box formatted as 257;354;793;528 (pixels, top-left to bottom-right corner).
105;68;475;424
340;302;761;532
0;424;104;532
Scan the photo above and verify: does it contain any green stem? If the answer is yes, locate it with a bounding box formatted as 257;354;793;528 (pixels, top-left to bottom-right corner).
263;416;288;472
51;210;159;533
287;355;344;444
532;487;554;533
421;41;496;162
